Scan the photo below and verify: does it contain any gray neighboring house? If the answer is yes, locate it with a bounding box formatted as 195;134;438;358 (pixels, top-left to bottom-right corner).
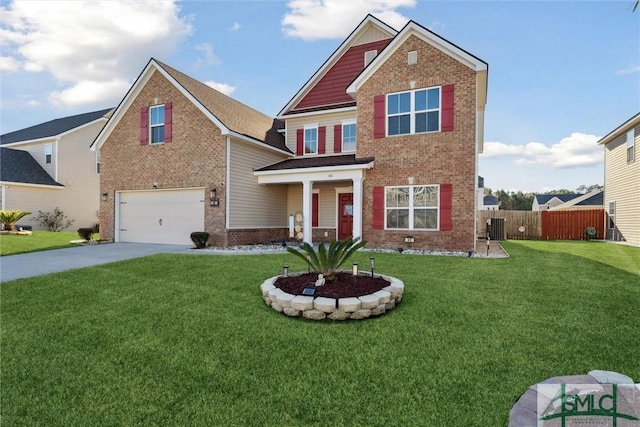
532;193;583;211
0;108;113;229
548;189;604;211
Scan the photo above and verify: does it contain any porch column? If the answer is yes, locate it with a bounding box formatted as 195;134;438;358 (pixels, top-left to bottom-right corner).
302;180;314;244
352;177;363;240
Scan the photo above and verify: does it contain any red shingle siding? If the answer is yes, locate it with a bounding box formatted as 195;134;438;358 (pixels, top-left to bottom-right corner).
358;34;478;252
294;39;391;110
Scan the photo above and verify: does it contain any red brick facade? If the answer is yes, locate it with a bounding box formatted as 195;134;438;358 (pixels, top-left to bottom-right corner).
357;35;478;252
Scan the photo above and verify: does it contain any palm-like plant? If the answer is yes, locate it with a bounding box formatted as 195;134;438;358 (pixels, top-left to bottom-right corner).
286;237;367;282
0;210;32;231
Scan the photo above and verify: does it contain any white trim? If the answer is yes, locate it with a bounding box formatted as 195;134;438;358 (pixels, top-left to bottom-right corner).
384;184;440;231
255;161;373;180
0;181;64;190
228;131;291;156
303;124;318;155
385;87;442;136
53;139;59;181
278;106;356;120
3;116;109;148
44;142;53;165
226;136;231;230
341;120;357;152
278;15;397;117
1;185;5;210
598;113;640;145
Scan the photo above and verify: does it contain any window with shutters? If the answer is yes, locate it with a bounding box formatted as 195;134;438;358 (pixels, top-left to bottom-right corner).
385;185;439;230
149;105;165;144
304;125;318;155
342;121;356;152
387;87;440;136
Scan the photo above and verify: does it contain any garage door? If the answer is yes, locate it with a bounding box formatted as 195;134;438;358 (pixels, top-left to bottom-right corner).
118;189;205;245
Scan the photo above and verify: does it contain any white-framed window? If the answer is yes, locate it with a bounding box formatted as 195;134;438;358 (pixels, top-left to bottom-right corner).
96;150;101;174
608;201;616;229
385;185;439;230
304;125;317;155
45;143;52;164
627;129;635;163
364;50;377;67
149;104;165;144
387;87;440;136
342;121;356;152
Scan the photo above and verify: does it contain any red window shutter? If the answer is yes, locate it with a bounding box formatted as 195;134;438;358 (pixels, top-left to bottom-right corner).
318;126;326;155
333;125;342;153
441;85;454;132
372;186;384;230
312;193;319;227
374;95;386;139
140;107;148;145
296;129;304;156
440;183;453;231
164;102;172;142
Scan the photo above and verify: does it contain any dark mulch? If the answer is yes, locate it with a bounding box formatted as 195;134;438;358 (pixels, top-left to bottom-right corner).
274;272;391;299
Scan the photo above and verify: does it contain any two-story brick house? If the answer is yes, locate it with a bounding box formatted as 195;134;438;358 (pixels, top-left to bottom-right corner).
93;15;488;251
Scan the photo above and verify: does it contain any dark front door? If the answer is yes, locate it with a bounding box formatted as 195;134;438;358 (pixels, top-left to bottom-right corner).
338;193;353;240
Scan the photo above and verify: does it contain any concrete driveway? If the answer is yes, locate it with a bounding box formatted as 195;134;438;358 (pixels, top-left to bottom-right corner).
0;242;191;282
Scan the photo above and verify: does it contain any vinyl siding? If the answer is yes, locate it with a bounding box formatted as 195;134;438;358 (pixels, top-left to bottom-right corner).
3;121;103;229
12;140;57;179
286;111;357;156
286;182;351;228
604;126;640;246
352;25;393;46
228;139;288;228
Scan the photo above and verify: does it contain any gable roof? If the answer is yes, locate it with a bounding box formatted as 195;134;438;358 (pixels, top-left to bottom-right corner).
278;15;397;117
346;19;488;99
92;59;288;154
598;112;640;145
549;189;604;210
254;154;374;172
0;147;63;187
534;193;582;205
1;108;113;145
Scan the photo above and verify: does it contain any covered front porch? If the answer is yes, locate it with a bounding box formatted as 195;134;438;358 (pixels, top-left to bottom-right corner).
254;155;374;244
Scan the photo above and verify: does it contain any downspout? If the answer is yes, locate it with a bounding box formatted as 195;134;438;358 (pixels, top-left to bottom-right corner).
54;137;60;181
1;184;6;210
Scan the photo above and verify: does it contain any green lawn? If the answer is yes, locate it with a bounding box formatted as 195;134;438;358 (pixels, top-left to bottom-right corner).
0;231;78;256
2;241;639;426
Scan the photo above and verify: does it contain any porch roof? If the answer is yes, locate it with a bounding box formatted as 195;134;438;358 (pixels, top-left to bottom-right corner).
254;154;374;172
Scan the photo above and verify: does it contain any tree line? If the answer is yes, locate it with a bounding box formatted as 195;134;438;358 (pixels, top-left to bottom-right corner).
483;184;603;211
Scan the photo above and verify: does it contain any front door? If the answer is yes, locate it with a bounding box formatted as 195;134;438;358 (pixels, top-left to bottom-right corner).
338;193;353;240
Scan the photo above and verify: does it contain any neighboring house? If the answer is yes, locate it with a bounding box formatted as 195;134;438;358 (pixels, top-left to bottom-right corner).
532;193;583;211
548;189;603;211
477;176;499;210
93;15;488;252
0;109;113;229
598;113;640;246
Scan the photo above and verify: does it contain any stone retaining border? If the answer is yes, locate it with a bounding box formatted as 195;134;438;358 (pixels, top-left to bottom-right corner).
260;273;404;321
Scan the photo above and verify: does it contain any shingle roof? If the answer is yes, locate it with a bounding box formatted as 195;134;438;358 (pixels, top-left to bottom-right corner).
576;191;603;206
535;193;581;204
155;60;288;152
483;195;499;205
1;108;113;145
255;154;374;172
0;147;63;186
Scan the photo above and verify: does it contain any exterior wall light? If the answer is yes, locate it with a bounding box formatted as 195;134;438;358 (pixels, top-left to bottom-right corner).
369;257;375;277
210;188;219;206
283;265;289;278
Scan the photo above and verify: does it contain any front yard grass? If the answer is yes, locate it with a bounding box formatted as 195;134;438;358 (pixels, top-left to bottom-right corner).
1;240;638;426
0;230;78;256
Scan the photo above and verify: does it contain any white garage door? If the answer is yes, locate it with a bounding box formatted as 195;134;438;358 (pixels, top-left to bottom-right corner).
118;189;205;245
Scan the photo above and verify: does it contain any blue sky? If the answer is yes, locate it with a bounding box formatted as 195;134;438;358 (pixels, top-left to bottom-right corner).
1;0;638;193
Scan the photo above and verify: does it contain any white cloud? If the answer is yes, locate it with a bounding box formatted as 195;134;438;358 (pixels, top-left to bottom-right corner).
194;43;221;67
204;81;236;96
282;0;416;40
0;55;20;71
617;65;640;75
0;0;192;107
230;22;241;31
481;133;602;168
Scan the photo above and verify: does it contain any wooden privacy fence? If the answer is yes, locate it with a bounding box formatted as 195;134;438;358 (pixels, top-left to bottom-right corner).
477;210;541;240
541;209;604;240
477;209;605;240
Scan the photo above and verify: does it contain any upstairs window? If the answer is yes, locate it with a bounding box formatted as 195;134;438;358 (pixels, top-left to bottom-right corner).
96;150;101;174
45;143;52;164
304;126;318;155
342;122;356;152
149;105;165;144
387;87;440;136
627;129;635;163
608;201;616;229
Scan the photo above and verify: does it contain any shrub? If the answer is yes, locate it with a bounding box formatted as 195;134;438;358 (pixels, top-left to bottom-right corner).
286;237;367;282
34;207;74;231
77;228;94;241
0;210;32;231
190;232;209;249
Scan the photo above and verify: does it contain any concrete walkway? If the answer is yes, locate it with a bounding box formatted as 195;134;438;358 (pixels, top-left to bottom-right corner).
0;243;190;282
